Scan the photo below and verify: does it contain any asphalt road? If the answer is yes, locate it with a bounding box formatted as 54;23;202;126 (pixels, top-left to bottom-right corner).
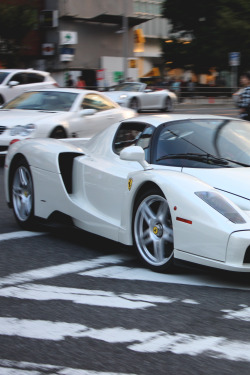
1;105;250;375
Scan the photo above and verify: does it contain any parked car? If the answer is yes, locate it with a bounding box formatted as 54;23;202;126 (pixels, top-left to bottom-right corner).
105;82;177;112
5;114;250;273
0;69;58;105
0;88;136;155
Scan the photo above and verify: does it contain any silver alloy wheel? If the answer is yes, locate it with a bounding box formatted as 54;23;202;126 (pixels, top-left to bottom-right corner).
164;97;172;112
12;165;33;222
130;97;139;111
134;194;174;267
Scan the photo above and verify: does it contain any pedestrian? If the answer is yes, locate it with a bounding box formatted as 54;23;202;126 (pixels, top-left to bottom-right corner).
238;71;250;121
66;74;74;87
76;76;86;89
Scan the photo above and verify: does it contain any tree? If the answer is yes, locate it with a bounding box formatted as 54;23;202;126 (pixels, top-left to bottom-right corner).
0;1;38;67
161;0;250;74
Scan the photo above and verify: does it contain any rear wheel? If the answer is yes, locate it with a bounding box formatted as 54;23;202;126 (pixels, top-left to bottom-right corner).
50;127;67;139
0;95;4;105
162;97;173;112
130;97;139;111
11;158;38;230
133;188;174;272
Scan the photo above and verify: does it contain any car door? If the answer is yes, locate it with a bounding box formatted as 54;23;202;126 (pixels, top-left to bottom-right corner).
4;72;30;102
70;93;127;138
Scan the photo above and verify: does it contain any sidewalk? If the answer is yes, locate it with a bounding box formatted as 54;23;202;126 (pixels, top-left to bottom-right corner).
177;97;235;108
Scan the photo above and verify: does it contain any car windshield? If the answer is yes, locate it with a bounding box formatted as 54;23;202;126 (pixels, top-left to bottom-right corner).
0;72;10;84
3;91;78;112
111;83;144;92
154;119;250;168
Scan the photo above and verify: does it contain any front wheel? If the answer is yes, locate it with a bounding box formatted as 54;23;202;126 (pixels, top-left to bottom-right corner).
133;189;174;272
11;158;38;230
50;127;67;139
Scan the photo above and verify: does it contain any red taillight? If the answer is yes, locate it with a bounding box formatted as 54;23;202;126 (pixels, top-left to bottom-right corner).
53;82;59;87
9;139;20;146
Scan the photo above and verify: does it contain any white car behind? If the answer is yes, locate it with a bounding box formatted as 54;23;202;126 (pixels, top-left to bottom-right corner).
0;88;136;155
105;82;177;112
0;68;58;105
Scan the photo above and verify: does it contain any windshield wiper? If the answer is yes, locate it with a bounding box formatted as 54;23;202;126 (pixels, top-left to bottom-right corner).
219;158;250;167
156;153;230;166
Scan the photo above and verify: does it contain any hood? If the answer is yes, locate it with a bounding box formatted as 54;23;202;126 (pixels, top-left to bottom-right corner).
184;167;250;200
0;109;68;127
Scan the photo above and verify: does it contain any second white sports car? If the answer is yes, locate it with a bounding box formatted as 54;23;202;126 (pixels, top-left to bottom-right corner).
105;82;177;112
4;114;250;273
0;88;136;155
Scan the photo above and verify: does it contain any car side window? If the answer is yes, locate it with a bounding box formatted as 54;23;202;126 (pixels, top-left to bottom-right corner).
27;73;44;83
81;93;116;111
113;122;154;159
8;73;25;85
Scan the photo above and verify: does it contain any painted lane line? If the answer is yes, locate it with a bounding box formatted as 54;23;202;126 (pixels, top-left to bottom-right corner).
0;283;176;309
0;359;136;375
0;254;132;288
79;265;250;290
1;317;250;362
0;231;45;242
222;304;250;321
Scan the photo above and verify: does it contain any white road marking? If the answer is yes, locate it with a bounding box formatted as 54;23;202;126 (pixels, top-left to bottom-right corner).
80;265;250;290
0;231;45;242
0;359;136;375
0;317;250;362
0;283;176;309
0;254;132;288
222;304;250;321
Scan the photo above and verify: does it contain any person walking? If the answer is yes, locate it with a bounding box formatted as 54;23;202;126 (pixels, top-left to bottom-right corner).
238;71;250;121
76;76;86;89
66;74;74;87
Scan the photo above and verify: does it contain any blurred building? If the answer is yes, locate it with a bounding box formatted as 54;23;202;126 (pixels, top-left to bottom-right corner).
1;0;172;86
133;0;171;78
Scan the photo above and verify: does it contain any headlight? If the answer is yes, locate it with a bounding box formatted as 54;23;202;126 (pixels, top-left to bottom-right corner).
195;191;246;224
10;124;36;136
120;94;128;99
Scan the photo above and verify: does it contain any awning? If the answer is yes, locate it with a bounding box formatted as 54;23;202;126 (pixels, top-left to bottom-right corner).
141;67;161;77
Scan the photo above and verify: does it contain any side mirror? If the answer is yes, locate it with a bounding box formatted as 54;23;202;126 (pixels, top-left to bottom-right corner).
8;81;19;88
79;108;96;116
120;145;151;170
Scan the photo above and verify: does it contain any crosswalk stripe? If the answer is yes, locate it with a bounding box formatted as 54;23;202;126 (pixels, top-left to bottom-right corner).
0;254;132;288
0;231;45;242
0;317;249;362
0;359;136;375
0;283;176;309
80;265;250;290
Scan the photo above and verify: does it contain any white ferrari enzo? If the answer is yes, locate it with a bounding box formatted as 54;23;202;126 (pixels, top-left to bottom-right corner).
4;114;250;273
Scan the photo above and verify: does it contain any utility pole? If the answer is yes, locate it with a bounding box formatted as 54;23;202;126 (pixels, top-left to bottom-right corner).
122;0;128;81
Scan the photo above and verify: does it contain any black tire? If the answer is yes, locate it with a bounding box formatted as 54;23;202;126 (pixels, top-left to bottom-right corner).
133;188;174;273
0;95;5;105
130;97;139;112
162;97;173;112
50;127;67;139
11;157;38;230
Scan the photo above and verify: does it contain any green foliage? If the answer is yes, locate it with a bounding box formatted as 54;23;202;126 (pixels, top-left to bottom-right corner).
161;0;250;73
0;2;37;67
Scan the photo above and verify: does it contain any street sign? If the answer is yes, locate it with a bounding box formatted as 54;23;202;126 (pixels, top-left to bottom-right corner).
60;31;78;45
229;52;240;66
